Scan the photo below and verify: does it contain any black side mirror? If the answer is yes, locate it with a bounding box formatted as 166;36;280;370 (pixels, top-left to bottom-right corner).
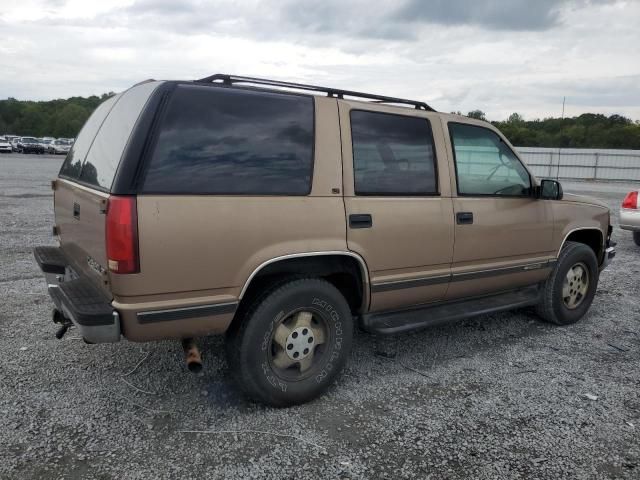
539;179;563;200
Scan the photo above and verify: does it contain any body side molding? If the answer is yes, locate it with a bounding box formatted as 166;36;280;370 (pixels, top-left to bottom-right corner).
371;260;556;293
137;302;238;324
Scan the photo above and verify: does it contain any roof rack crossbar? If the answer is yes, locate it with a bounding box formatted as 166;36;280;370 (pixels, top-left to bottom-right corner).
196;74;435;111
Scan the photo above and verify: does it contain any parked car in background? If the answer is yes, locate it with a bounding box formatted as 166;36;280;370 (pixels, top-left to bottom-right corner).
33;74;616;406
10;137;21;151
40;138;54;151
0;136;12;153
620;191;640;246
47;139;72;155
3;134;19;143
17;137;45;154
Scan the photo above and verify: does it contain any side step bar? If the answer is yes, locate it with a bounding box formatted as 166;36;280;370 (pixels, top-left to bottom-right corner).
361;285;541;335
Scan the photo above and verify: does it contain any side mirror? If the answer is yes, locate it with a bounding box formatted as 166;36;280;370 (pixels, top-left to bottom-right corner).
539;179;563;200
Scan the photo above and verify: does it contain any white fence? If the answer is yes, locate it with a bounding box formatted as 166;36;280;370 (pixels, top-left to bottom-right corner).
516;147;640;182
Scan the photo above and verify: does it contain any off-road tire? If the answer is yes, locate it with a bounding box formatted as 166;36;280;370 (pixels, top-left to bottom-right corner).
536;241;599;325
633;231;640;247
226;278;353;407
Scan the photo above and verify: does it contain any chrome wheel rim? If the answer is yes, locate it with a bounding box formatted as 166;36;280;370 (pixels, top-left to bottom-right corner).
562;262;589;309
269;309;328;380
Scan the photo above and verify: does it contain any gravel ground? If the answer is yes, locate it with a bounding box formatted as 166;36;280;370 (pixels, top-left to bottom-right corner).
1;153;639;479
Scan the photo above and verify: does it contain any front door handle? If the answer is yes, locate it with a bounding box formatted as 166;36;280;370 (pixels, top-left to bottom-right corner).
349;214;373;229
456;212;473;225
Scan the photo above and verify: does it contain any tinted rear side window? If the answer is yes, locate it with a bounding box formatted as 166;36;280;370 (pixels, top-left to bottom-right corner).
351;110;437;195
80;81;160;190
59;96;118;180
142;85;314;195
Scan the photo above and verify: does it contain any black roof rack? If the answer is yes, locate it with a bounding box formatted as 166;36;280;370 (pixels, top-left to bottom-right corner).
195;73;436;111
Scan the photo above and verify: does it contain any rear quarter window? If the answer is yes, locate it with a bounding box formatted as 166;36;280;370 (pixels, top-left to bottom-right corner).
80;81;160;190
142;85;314;195
59;81;161;190
59;96;118;181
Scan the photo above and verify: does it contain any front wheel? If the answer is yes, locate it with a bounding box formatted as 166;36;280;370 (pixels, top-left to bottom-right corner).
226;278;353;407
536;241;599;325
633;231;640;247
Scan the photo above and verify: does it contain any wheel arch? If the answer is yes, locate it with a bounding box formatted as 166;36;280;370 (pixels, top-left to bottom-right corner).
560;228;604;263
238;252;370;315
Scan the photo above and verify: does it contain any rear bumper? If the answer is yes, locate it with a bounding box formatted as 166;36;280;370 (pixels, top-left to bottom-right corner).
620;208;640;231
34;246;121;343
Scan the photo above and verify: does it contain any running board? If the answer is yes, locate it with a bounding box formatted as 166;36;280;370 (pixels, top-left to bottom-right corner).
361;285;541;335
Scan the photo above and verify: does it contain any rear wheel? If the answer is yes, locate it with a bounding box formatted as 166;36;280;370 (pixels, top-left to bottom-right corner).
536;241;599;325
633;231;640;247
226;278;353;407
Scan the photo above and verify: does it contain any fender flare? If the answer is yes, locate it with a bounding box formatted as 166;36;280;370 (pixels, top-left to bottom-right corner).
238;251;371;311
557;227;605;260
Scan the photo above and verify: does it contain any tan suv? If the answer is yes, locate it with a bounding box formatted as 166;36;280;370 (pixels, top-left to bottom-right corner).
35;74;616;406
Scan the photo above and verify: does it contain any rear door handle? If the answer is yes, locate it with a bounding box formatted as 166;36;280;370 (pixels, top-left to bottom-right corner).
456;212;473;225
349;214;373;229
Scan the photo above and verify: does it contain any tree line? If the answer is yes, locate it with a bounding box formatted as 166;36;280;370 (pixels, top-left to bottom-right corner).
1;93;639;149
0;93;115;139
465;110;640;149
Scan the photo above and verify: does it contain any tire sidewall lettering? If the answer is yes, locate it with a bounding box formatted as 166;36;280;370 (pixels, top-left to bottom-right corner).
261;361;287;392
261;309;285;352
311;297;343;383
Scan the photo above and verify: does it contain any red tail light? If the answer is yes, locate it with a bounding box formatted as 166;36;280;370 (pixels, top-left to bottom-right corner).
622;191;638;210
105;196;139;274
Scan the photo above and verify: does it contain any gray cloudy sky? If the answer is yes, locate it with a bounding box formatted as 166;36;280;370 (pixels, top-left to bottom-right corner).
1;0;639;120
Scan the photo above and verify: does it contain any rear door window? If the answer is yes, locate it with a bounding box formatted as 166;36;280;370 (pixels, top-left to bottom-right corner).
350;110;438;195
142;85;314;195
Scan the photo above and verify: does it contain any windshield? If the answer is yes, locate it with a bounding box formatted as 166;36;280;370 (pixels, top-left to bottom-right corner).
22;137;37;142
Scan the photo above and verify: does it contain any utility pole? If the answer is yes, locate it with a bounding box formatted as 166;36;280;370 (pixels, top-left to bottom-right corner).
557;96;566;180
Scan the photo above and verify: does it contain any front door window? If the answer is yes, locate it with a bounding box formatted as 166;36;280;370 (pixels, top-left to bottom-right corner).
450;123;531;197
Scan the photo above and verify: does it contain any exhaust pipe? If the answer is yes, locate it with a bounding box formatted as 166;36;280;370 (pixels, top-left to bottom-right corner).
52;309;72;340
181;338;202;373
